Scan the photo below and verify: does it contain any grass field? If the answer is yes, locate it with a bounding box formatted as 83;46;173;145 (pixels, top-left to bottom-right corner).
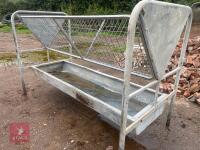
0;23;31;34
0;50;68;64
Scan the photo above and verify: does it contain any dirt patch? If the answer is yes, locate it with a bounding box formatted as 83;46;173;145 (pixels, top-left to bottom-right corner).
134;99;200;150
0;66;200;150
0;66;144;150
0;32;42;52
190;24;200;38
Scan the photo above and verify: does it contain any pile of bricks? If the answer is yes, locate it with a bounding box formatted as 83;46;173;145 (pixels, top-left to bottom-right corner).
160;36;200;105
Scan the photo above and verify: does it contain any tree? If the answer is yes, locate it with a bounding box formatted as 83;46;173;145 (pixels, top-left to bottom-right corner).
0;0;199;20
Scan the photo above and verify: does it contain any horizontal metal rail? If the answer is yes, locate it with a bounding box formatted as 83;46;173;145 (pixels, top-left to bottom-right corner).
125;67;182;134
20;15;131;19
162;67;181;79
15;10;66;15
46;47;152;79
47;47;80;59
125;90;176;135
128;80;159;100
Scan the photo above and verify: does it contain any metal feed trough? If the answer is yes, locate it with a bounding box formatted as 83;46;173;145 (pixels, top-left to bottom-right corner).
12;0;192;149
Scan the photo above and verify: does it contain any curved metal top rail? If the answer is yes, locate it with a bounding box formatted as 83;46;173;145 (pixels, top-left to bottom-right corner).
20;15;131;19
13;10;66;17
124;0;192;80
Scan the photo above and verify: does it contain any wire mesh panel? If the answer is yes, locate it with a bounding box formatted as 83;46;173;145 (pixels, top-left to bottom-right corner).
21;17;64;47
20;15;153;78
15;11;66;51
53;18;129;66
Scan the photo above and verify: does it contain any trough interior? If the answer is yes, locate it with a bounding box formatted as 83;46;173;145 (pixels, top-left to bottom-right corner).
36;61;159;117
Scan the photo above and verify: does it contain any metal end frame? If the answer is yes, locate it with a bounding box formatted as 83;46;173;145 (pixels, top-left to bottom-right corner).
11;1;192;149
11;10;67;95
119;0;192;149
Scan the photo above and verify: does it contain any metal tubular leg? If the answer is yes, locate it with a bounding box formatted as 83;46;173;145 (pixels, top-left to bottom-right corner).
118;96;129;150
119;134;126;150
166;15;192;127
166;76;178;127
119;96;128;150
118;2;141;149
166;94;176;127
11;12;27;95
46;47;50;62
17;53;27;95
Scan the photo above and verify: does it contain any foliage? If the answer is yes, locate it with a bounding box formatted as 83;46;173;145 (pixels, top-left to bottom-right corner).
0;0;199;20
0;23;31;34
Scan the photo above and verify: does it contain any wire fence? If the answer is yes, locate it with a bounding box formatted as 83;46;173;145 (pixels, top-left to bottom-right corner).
21;16;153;78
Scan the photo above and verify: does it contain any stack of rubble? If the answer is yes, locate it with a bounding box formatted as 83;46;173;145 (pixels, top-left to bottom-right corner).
160;36;200;105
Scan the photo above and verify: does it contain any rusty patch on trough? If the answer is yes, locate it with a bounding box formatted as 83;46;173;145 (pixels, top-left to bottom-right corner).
76;93;93;108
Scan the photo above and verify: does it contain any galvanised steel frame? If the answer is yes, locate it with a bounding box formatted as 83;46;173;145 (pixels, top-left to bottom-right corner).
11;10;67;95
11;1;192;150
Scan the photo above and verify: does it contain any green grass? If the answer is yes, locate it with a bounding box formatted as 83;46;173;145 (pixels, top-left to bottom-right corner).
112;46;126;53
0;50;68;64
71;31;124;37
0;52;16;62
0;24;31;34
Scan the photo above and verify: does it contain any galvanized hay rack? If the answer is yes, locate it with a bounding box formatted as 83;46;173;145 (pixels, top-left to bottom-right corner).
12;0;192;149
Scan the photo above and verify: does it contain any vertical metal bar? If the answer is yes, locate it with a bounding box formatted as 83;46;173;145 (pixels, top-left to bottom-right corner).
119;5;141;150
46;47;50;61
11;12;27;95
166;14;193;127
118;89;129;150
68;19;72;61
154;82;160;103
118;1;150;149
10;10;67;95
152;81;160;121
85;19;105;57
